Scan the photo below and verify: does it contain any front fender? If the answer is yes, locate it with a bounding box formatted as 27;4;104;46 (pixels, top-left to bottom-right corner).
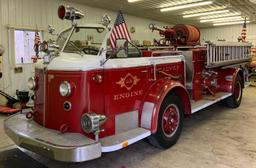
140;79;191;134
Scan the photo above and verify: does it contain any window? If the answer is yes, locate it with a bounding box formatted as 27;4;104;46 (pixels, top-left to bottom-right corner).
8;26;44;65
127;42;141;58
14;30;42;64
58;27;106;55
109;39;141;58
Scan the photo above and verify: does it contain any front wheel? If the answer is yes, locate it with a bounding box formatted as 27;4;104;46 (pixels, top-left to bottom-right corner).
148;93;184;149
224;75;243;108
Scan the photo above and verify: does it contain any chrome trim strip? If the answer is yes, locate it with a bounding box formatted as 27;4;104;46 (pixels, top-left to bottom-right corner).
101;128;151;152
43;70;46;126
191;92;232;113
141;102;155;129
4;114;101;162
115;110;138;134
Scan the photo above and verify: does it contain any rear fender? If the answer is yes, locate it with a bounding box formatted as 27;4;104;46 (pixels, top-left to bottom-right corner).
140;79;191;134
218;68;244;93
235;68;244;89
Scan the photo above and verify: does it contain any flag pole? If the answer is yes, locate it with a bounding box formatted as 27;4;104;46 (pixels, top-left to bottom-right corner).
241;17;247;42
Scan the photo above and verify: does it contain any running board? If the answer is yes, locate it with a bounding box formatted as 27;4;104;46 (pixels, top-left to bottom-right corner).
191;92;232;113
101;128;151;152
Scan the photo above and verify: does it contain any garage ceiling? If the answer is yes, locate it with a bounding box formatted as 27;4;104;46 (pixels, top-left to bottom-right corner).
70;0;256;28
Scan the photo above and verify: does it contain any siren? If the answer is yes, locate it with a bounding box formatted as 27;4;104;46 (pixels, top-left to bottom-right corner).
58;5;84;21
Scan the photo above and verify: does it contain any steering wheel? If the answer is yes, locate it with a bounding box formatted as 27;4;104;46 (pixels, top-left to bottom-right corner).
82;47;99;55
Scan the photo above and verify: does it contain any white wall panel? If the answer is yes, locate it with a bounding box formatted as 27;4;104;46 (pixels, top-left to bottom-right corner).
0;0;169;96
201;24;256;46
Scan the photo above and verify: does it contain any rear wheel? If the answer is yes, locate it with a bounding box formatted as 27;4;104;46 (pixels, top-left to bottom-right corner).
148;93;184;149
225;76;243;108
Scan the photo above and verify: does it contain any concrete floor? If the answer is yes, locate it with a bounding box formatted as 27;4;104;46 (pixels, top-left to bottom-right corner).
0;87;256;168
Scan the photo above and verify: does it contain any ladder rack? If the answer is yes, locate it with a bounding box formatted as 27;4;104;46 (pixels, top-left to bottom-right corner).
206;41;252;68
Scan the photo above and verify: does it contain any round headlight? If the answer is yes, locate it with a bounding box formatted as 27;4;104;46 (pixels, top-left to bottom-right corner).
59;81;71;97
27;77;36;90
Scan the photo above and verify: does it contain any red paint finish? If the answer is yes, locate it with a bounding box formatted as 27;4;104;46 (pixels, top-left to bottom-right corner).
216;68;243;95
142;51;152;57
103;66;150;136
32;60;186;138
162;105;179;136
191;48;206;101
44;71;90;133
188;48;238;101
45;70;104;136
216;68;237;93
33;69;106;138
141;79;190;133
31;52;242;140
152;62;185;85
102;61;185;136
33;69;45;125
151;83;190;133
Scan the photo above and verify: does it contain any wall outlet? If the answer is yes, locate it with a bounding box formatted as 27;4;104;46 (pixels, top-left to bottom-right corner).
14;67;23;73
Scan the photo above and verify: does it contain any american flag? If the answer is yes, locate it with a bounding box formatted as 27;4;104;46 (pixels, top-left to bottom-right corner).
241;17;247;42
33;31;41;57
110;10;131;48
32;31;41;63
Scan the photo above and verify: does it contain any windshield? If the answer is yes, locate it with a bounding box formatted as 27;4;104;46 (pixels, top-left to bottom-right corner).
56;28;71;50
56;26;107;55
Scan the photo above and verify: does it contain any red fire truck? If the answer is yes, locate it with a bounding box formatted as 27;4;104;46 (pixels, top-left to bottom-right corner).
4;6;251;162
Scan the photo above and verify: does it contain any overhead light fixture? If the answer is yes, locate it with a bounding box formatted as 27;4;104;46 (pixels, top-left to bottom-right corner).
213;18;245;23
183;9;229;18
160;1;212;12
183;5;226;15
200;12;241;20
159;0;203;8
249;0;256;4
213;21;250;26
200;16;243;23
127;0;142;3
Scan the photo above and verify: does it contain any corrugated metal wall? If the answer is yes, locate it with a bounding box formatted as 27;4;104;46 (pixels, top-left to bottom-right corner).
201;24;256;46
0;0;168;95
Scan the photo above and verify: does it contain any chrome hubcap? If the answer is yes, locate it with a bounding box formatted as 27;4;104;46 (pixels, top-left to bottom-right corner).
162;104;180;138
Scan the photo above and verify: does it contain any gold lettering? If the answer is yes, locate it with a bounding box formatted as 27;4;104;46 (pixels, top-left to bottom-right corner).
113;90;143;101
114;95;119;100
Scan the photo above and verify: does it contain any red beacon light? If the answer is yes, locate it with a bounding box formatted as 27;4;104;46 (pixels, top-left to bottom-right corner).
58;5;84;21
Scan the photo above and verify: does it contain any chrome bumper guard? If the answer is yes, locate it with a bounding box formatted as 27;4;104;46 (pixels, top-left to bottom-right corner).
4;114;101;162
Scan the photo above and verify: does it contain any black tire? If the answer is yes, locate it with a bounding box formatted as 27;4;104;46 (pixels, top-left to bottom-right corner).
148;93;184;149
224;75;243;108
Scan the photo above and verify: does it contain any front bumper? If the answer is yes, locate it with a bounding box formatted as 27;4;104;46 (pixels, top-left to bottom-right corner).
4;114;101;162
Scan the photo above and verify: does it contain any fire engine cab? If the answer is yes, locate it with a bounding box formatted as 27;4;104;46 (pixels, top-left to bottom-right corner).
4;6;252;162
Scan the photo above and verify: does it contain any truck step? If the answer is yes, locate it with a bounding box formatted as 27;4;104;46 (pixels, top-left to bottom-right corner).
191;92;232;113
101;128;151;152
